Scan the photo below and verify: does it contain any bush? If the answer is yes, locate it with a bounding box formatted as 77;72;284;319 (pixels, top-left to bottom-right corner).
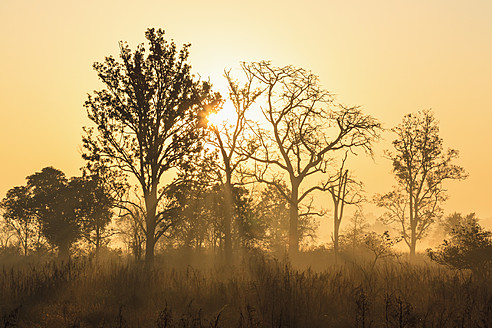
428;216;492;278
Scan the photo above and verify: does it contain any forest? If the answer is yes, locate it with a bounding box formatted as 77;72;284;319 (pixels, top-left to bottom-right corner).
1;28;491;328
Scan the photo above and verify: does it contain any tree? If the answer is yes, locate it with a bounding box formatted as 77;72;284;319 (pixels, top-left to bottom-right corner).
232;186;266;250
363;231;401;270
375;110;467;257
76;165;124;257
340;210;369;251
116;196;146;260
82;28;219;265
206;69;262;264
1;167;115;260
256;183;317;253
1;186;40;255
428;214;492;278
0;215;17;251
26;167;82;260
243;61;381;255
163;151;219;251
164;151;263;257
442;212;477;237
327;152;364;255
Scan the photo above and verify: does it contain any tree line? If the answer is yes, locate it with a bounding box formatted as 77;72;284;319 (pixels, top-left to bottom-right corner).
2;28;488;270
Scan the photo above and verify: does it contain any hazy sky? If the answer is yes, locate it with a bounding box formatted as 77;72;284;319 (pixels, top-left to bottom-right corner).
1;1;491;230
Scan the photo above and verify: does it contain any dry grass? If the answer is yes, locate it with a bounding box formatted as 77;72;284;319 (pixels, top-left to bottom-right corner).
1;251;491;327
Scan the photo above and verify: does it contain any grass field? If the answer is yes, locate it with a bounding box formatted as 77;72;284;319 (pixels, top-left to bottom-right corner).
1;251;491;327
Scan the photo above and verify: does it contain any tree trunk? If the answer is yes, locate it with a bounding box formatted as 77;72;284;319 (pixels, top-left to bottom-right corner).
409;229;417;257
95;227;101;261
332;195;340;256
23;221;29;256
144;187;158;267
223;177;233;266
409;185;416;258
58;242;70;262
23;235;28;256
334;217;341;256
289;184;299;256
145;232;156;266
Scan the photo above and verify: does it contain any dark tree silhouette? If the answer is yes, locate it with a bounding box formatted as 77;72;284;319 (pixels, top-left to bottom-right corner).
375;110;467;257
327;152;364;255
164;151;262;256
1;186;40;255
26;167;81;260
1;167;116;259
162;151;219;251
75;167;124;257
428;213;492;278
441;212;477;237
82;28;218;265
363;231;401;270
242;61;381;255
206;69;261;264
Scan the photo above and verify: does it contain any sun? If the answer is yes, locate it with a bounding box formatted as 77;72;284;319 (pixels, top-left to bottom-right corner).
207;100;237;128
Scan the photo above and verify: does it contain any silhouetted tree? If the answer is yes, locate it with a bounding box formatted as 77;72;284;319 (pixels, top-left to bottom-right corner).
165;152;263;256
375;110;467;257
232;186;265;250
243;61;381;255
340;210;369;251
255;184;289;252
363;231;401;270
327;152;364;255
0;216;16;251
75;166;124;257
26;167;81;260
163;151;218;251
428;214;492;278
256;183;317;253
2;167;117;260
82;28;219;265
206;69;262;264
0;186;41;255
117;195;146;260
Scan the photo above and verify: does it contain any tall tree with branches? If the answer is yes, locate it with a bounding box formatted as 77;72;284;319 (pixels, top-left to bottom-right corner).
82;28;218;265
1;186;40;256
242;61;381;255
206;69;262;264
375;110;467;257
327;152;364;255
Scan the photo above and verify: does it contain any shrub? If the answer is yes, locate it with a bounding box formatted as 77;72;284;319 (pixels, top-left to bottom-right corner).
428;216;492;278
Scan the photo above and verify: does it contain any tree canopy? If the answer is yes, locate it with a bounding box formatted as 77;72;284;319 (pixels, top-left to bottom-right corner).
1;167;114;260
242;61;381;255
375;110;467;256
82;28;219;264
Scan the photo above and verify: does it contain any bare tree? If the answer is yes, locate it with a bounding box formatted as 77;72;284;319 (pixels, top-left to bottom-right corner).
116;195;146;261
375;110;467;257
242;61;381;255
341;210;369;250
327;152;364;255
206;69;261;264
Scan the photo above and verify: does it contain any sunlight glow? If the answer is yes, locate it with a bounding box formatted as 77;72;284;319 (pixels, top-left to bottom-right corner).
207;101;237;128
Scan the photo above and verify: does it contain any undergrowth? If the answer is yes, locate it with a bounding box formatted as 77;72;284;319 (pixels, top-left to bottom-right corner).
1;252;491;327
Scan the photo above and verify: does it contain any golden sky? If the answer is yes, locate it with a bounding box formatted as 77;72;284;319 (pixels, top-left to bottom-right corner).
1;0;491;228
